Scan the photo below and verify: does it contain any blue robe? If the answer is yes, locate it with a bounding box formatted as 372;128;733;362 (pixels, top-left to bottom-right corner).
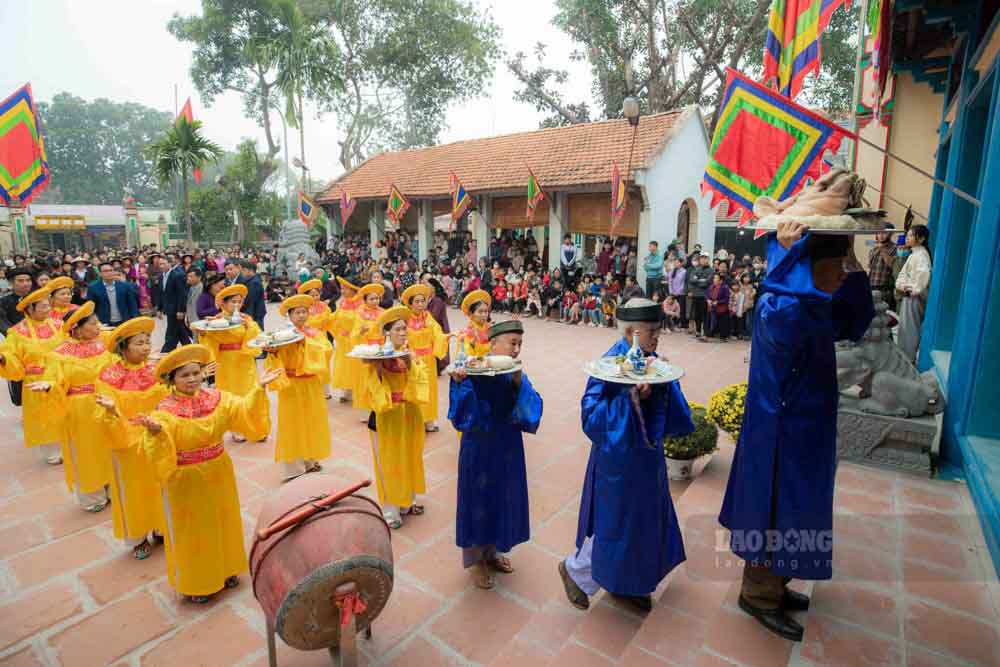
449;372;543;553
719;234;874;580
575;337;694;596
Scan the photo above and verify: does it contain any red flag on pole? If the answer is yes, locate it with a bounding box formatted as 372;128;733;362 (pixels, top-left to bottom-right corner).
610;160;627;236
176;98;203;184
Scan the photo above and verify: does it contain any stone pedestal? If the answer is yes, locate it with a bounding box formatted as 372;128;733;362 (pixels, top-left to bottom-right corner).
275;218;319;279
836;396;942;476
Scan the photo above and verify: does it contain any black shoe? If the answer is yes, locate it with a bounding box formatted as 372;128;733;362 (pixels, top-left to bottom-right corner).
613;593;653;613
781;589;810;612
738;595;804;642
557;561;589;610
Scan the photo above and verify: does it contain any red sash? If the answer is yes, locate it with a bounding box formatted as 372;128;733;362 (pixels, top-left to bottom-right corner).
177;443;224;466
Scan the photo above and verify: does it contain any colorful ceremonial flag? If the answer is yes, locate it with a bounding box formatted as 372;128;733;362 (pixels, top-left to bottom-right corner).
176;97;203;183
449;170;473;228
386;184;410;224
763;0;852;100
0;84;50;206
701;68;854;227
340;190;356;227
869;0;893;111
298;191;318;226
610;160;627;236
526;166;546;220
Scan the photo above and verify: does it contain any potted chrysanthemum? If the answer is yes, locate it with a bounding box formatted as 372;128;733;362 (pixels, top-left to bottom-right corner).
707;382;748;442
663;403;719;480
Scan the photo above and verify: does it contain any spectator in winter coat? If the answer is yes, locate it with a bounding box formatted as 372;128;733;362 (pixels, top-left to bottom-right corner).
686;255;714;337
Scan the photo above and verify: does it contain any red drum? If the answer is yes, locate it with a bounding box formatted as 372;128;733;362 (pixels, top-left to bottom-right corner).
249;476;393;653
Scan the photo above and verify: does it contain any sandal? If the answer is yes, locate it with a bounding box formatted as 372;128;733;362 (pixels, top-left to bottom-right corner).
385;517;402;530
558;561;589;610
488;555;514;573
224;576;240;589
188;595;211;604
402;504;425;516
474;562;496;590
231;433;247;443
86;500;109;513
307;462;323;473
133;540;152;560
424;423;440;433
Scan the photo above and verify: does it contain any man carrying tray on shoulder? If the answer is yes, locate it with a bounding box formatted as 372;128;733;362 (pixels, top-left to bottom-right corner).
558;298;694;612
719;168;877;642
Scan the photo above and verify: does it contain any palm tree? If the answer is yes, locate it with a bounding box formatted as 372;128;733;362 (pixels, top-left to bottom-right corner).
268;0;342;190
146;117;223;243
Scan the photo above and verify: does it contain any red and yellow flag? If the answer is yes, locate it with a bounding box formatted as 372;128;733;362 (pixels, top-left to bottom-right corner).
386;184;410;224
449;171;473;229
526;166;545;220
610;161;627;236
0;83;50;206
763;0;852;100
176;97;203;183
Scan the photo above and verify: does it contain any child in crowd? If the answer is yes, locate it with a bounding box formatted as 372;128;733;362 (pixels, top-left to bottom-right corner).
526;286;542;318
662;294;681;331
582;291;601;326
560;288;577;322
733;273;757;340
492;280;510;313
512;278;528;314
600;289;616;327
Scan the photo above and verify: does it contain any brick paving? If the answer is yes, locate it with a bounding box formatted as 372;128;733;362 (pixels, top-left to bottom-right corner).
1;306;998;667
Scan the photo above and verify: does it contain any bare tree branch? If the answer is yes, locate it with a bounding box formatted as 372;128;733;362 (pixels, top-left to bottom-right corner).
507;57;585;124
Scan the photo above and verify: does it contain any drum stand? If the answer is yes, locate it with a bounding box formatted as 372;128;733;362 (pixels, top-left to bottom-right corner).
264;581;374;667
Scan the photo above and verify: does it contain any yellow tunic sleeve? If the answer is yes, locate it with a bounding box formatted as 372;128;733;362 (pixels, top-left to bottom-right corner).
142;411;181;483
300;335;331;381
0;334;26;381
37;354;68;408
200;329;222;360
349;317;368;347
263;351;290;393
239;319;263;356
429;318;448;359
331;308;356;336
405;357;430;405
95;380;148;451
366;363;394;414
220;385;272;441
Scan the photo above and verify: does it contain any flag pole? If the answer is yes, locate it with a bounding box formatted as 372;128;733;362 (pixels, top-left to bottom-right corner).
849;0;869;168
174;84;180;245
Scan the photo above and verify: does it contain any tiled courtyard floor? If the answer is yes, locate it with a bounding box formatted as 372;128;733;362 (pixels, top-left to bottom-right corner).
1;307;998;666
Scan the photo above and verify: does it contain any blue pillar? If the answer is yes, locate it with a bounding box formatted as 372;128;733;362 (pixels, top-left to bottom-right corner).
945;69;1000;438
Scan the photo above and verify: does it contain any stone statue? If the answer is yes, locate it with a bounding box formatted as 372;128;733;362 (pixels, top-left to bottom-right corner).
836;290;942;418
274;218;319;279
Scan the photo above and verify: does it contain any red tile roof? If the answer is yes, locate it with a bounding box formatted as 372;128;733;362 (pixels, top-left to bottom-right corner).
317;108;693;204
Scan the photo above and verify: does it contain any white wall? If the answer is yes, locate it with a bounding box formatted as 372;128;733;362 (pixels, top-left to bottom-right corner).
635;110;717;285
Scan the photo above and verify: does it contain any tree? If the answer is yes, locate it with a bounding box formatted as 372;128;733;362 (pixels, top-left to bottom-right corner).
168;0;340;190
509;0;854;130
146;118;224;243
301;0;502;169
216;139;284;242
802;6;859;115
36;93;174;205
267;0;342;184
188;187;235;242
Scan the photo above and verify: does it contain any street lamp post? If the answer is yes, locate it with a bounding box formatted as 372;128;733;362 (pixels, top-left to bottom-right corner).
279;113;293;223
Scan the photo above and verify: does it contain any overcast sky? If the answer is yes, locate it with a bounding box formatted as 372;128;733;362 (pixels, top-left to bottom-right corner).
4;0;594;188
